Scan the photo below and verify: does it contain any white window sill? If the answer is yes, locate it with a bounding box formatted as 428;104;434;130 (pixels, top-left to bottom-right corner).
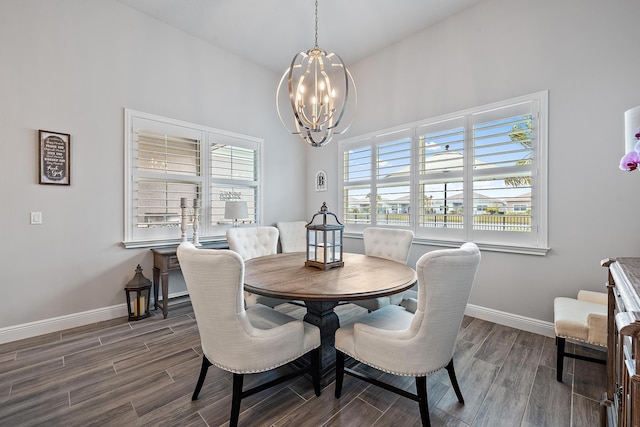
344;232;549;256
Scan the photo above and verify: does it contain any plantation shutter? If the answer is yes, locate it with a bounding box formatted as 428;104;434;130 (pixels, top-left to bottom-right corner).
417;117;465;235
471;101;534;233
375;129;412;226
210;132;260;225
132;120;202;233
343;140;373;226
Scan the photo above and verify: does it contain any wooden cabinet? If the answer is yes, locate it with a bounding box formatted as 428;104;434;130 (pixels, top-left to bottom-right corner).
603;258;640;427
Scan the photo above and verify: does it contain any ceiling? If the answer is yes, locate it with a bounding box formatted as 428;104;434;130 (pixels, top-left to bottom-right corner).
117;0;481;74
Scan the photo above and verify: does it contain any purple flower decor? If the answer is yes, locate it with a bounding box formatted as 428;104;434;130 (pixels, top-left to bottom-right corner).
620;127;640;171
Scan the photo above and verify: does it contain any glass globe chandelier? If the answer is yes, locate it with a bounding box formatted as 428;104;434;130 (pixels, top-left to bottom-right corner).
276;0;357;147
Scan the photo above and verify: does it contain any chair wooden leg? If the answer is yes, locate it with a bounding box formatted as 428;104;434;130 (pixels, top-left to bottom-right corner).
335;350;345;398
230;373;244;427
311;347;321;396
445;358;464;404
416;376;431;427
192;355;212;401
556;337;565;382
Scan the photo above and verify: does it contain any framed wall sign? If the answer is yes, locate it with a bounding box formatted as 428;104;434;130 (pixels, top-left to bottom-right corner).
315;170;327;192
39;130;70;185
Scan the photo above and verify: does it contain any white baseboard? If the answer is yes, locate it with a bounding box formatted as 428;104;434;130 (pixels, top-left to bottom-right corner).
0;304;129;345
0;298;553;345
0;291;191;345
465;303;555;338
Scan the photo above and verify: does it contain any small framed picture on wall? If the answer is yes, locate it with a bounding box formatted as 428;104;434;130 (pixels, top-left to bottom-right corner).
315;170;327;192
39;130;70;185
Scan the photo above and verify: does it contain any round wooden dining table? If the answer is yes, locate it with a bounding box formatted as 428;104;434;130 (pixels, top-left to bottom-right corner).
244;252;417;382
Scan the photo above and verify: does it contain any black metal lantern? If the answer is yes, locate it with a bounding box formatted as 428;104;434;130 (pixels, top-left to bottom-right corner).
305;202;344;270
125;264;152;321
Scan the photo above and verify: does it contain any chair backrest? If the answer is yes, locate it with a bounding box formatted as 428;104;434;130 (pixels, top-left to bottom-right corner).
363;227;414;265
226;226;279;260
176;242;257;370
410;242;480;372
277;221;307;253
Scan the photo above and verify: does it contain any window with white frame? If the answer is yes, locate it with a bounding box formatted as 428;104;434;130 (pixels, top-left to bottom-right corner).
340;91;548;254
124;109;262;247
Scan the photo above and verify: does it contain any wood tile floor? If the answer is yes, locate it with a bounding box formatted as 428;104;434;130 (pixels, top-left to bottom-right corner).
0;301;606;426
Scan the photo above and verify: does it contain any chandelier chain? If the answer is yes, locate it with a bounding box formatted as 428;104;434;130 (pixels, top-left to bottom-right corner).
314;0;319;48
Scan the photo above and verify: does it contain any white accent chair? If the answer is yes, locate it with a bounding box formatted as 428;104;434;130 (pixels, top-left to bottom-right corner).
226;226;289;307
352;227;414;312
334;242;481;427
554;290;607;382
276;221;308;253
177;243;321;427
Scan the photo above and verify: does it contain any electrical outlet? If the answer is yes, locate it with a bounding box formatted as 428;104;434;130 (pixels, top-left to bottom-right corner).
30;212;42;225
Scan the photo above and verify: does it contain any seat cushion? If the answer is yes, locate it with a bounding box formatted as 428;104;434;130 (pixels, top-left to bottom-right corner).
335;305;413;359
247;304;320;353
554;297;607;346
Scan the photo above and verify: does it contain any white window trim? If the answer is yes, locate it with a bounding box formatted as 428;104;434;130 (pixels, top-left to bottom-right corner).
123;109;263;248
339;90;549;256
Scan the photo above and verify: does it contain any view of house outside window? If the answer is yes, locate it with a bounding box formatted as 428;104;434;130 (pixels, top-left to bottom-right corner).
340;91;548;253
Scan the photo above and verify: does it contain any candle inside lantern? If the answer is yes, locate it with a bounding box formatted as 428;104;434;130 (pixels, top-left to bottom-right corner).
133;295;146;317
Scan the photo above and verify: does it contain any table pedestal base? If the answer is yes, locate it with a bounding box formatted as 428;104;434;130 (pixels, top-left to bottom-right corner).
303;301;340;384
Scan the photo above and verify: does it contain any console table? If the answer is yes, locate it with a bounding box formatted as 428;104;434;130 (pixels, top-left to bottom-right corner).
151;241;228;318
602;257;640;426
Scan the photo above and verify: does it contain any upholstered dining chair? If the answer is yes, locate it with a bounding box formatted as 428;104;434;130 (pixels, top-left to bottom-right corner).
226;226;289;307
177;243;321;427
334;242;481;427
554;290;607;382
276;221;307;253
352;227;414;312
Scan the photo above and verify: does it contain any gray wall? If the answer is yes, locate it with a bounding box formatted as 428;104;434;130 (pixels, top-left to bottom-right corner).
0;0;306;332
307;0;640;325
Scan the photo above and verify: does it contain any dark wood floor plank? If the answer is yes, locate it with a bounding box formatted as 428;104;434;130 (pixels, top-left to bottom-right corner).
472;384;528;427
435;357;501;425
493;343;541;395
63;329;171;370
238;386;307;426
539;336;574;374
9;363;116;399
0;387;70;426
60;317;132;340
113;345;199;375
0;357;63;388
324;396;384;426
457;318;495;345
12;335;102;367
0;303;607;426
514;329;547;349
0;330;63;355
572;345;607;401
69;369;173;406
356;371;413;412
136;394;209;427
473;323;520;366
273;375;371;426
522;364;572;427
572;393;601;427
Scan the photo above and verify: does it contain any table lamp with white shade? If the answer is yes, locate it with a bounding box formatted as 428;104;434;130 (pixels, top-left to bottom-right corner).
225;201;248;227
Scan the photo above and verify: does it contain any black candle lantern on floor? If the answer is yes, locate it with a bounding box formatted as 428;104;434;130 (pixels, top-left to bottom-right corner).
125;264;152;321
306;202;344;270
